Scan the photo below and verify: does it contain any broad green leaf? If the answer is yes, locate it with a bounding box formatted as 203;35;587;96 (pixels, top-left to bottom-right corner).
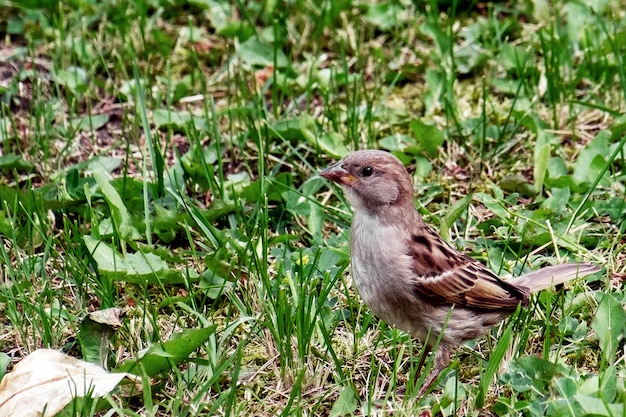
409;119;444;157
454;43;489;74
69;114;109;131
0;154;34;171
574;394;624;416
83;236;187;284
152;205;180;243
439;195;471;242
413;154;432;178
597;366;617;401
533;130;552;193
475;192;509;220
540;187;571;214
0;201;20;238
499;175;538;198
547;157;568;178
545;156;583;191
0;352;10;381
124;251;169;275
53;66;88;93
501;355;562;393
423;68;444;116
216;21;255;40
86;156;122;174
114;326;218;376
151;28;174;57
421;21;452;56
554;376;577;398
84;235;128;272
316;132;349;159
364;3;401;31
269;115;316;143
593;197;626;223
591;293;626;362
379;134;416;151
307;201;324;243
329;387;357;417
236;37;288;68
193;0;228;15
500;363;534;392
200;268;234;299
500;43;531;71
153;109;207;130
573;131;610;186
491;78;524;95
93;171;137;241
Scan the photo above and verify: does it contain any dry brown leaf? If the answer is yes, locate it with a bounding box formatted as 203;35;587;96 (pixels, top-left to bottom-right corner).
0;349;139;417
88;307;125;328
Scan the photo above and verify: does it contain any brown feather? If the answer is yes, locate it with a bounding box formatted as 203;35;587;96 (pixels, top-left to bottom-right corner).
511;263;601;292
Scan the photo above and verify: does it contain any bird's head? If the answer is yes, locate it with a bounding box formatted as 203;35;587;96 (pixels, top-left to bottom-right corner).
320;150;415;218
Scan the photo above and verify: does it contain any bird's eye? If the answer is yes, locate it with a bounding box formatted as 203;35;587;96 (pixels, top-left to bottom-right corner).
361;166;374;177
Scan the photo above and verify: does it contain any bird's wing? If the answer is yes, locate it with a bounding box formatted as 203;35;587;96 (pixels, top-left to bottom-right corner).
408;226;529;310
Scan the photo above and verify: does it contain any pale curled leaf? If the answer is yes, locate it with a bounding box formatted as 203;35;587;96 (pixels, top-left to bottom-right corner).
88;307;125;328
0;349;139;417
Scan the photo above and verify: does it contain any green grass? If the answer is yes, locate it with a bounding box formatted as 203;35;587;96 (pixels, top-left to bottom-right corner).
0;0;625;415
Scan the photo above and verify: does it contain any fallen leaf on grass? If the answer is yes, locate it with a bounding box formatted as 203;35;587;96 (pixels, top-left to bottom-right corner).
88;307;125;328
0;349;139;417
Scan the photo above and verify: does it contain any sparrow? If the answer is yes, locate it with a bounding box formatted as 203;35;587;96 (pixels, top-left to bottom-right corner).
320;149;600;396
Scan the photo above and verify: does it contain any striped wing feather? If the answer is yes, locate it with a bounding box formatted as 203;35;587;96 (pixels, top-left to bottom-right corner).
409;227;529;310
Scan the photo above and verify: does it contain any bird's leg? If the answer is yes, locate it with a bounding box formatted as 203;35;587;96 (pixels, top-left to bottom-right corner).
417;345;452;397
397;344;432;396
414;344;432;377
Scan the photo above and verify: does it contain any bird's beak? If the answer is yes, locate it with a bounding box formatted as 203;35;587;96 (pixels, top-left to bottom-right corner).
320;161;357;185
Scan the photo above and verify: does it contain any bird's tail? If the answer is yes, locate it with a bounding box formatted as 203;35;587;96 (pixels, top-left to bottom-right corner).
511;263;600;293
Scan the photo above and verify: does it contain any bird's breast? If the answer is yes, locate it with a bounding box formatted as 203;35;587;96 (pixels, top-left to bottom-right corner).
350;214;416;326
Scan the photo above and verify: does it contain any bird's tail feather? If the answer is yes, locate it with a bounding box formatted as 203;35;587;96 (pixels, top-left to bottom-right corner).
511;263;600;293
